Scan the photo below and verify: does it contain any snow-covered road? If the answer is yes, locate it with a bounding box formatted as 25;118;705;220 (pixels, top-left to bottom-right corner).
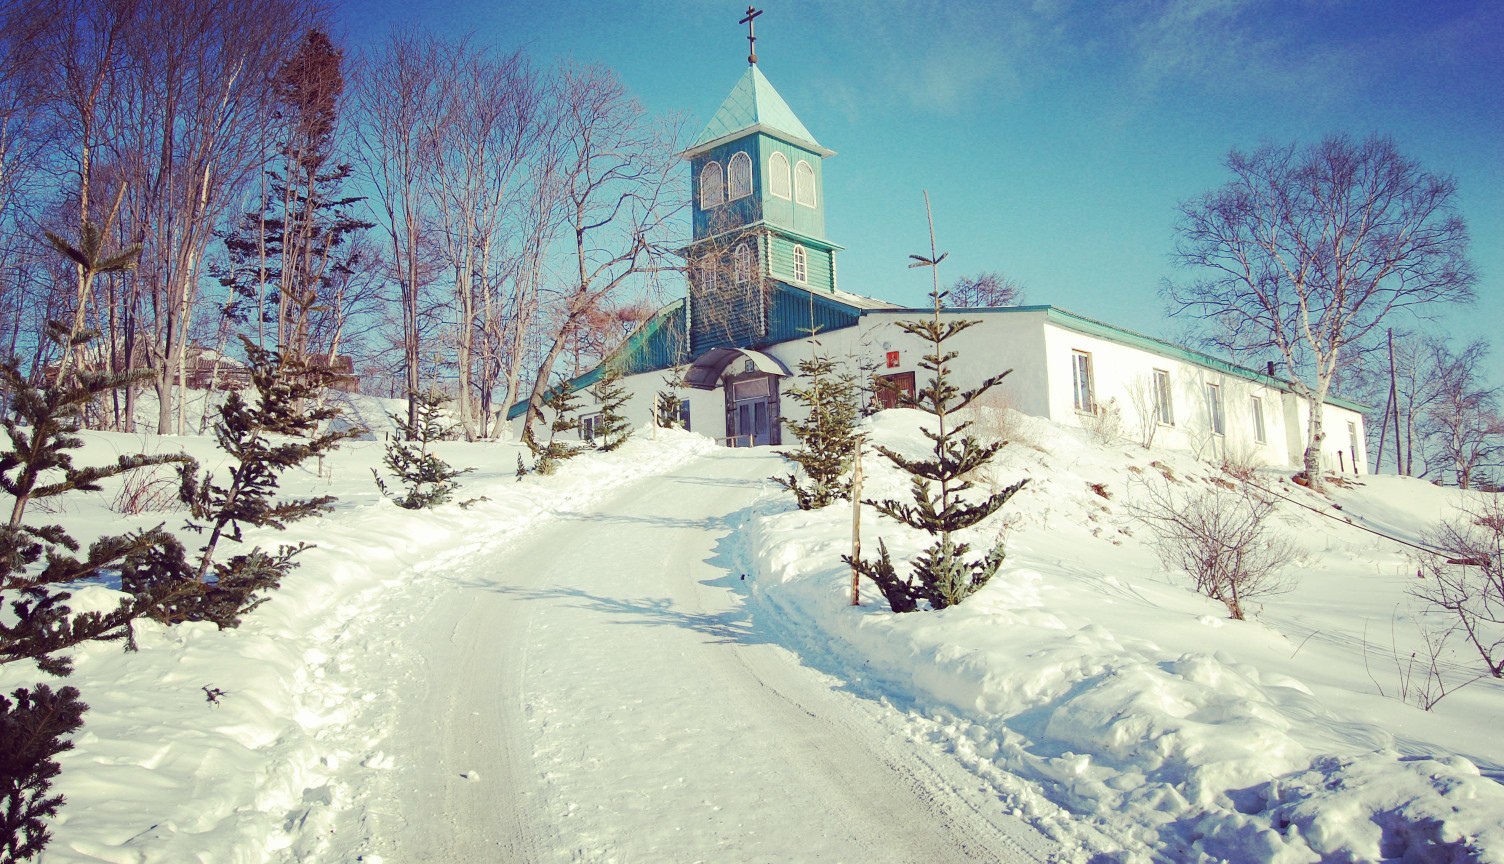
359;449;1059;863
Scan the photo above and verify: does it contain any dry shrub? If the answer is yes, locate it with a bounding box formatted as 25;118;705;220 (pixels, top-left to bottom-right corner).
1411;496;1504;679
112;465;182;514
1128;475;1297;619
1220;445;1263;482
965;390;1039;450
1082;397;1124;445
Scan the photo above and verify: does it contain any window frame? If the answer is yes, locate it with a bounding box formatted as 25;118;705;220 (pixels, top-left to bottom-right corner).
792;244;808;283
733;243;753;284
1152;368;1174;426
727;151;753;200
767;152;791;200
700;161;724;208
794;160;816;207
580;412;602;442
1251;395;1267;443
699;258;718;295
1071;350;1095;413
1205;382;1225;436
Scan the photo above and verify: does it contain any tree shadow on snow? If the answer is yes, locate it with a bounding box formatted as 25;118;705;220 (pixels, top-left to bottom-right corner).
485;583;770;645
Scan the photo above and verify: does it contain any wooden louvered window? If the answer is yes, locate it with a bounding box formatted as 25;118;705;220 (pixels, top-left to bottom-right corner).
768;152;791;199
794;160;816;207
727;152;752;200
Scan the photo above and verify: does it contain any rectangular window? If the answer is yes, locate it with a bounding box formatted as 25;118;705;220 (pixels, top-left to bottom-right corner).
678;401;691;432
580;413;601;442
731;376;770;401
1153;369;1174;425
1072;351;1095;413
1205;383;1225;435
1251;396;1267;443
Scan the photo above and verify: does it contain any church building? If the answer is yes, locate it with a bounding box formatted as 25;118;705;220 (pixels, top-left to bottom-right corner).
512;40;1369;476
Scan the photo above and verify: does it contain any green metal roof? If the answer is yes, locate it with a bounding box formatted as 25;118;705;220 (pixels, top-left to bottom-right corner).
684;66;833;158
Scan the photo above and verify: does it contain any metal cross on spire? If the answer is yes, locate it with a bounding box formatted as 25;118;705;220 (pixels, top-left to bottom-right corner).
740;6;763;65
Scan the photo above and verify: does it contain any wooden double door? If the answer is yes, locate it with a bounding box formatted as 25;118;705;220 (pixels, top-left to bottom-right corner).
724;371;781;447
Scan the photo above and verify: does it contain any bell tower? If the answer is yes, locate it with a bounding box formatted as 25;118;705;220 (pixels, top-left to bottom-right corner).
680;9;842;355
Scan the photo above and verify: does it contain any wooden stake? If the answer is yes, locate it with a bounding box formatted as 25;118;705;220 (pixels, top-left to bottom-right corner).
850;435;864;606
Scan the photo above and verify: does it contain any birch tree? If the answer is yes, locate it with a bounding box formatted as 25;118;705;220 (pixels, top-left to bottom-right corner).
424;43;541;440
1169;134;1475;490
104;0;309;433
352;31;444;433
518;64;681;449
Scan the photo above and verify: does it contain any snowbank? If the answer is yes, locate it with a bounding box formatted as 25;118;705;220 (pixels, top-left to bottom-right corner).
743;409;1504;862
2;424;713;863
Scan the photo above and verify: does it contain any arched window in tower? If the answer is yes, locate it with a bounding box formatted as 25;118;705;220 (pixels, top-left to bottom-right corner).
733;242;754;284
767;152;791;199
699;258;718;295
794;160;816;207
700;161;724;208
727;151;752;200
792;244;808;283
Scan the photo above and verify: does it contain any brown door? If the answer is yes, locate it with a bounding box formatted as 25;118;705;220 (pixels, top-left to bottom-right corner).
873;371;915;410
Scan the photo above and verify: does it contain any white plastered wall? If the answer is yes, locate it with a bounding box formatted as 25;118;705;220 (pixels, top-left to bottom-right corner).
507;306;1366;475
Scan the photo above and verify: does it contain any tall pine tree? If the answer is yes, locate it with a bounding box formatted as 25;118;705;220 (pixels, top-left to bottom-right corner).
845;195;1028;612
216;29;370;359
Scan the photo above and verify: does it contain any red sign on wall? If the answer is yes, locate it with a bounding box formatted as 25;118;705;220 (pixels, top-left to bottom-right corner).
885;350;900;368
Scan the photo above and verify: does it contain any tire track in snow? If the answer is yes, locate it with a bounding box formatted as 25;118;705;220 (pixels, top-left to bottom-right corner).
353;448;1063;862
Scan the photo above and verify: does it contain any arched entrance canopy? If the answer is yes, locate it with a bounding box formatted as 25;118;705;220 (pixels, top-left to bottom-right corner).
685;347;790;390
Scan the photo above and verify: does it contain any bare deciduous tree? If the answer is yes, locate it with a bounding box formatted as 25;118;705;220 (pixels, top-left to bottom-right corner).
424;42;542;440
1424;342;1504;490
1129;475;1297;620
1169;134;1476;491
102;0;311;433
945;271;1024;308
518;64;681;449
1412;495;1504;678
352;30;445;433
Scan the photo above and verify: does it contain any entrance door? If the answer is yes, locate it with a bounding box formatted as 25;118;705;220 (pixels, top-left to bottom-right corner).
873;371;916;410
725;372;780;447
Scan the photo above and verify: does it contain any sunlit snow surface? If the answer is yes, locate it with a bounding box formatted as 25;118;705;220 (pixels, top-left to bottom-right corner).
3;397;1500;862
746;409;1504;862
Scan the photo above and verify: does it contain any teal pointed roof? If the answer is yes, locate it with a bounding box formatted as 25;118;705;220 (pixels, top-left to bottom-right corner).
682;66;835;158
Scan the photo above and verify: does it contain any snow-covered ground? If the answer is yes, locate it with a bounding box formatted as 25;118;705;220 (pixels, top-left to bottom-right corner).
746;409;1504;862
4;401;1501;862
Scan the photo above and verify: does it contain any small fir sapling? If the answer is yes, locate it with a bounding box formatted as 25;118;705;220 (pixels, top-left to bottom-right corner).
591;365;632;452
373;388;474;509
0;332;200;673
655;363;688;430
774;353;861;510
844;195;1028;612
532;382;584;475
0;328;190;863
0;684;85;862
155;338;354;627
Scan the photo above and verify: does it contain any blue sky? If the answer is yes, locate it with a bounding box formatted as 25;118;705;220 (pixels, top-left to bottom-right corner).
334;0;1503;384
